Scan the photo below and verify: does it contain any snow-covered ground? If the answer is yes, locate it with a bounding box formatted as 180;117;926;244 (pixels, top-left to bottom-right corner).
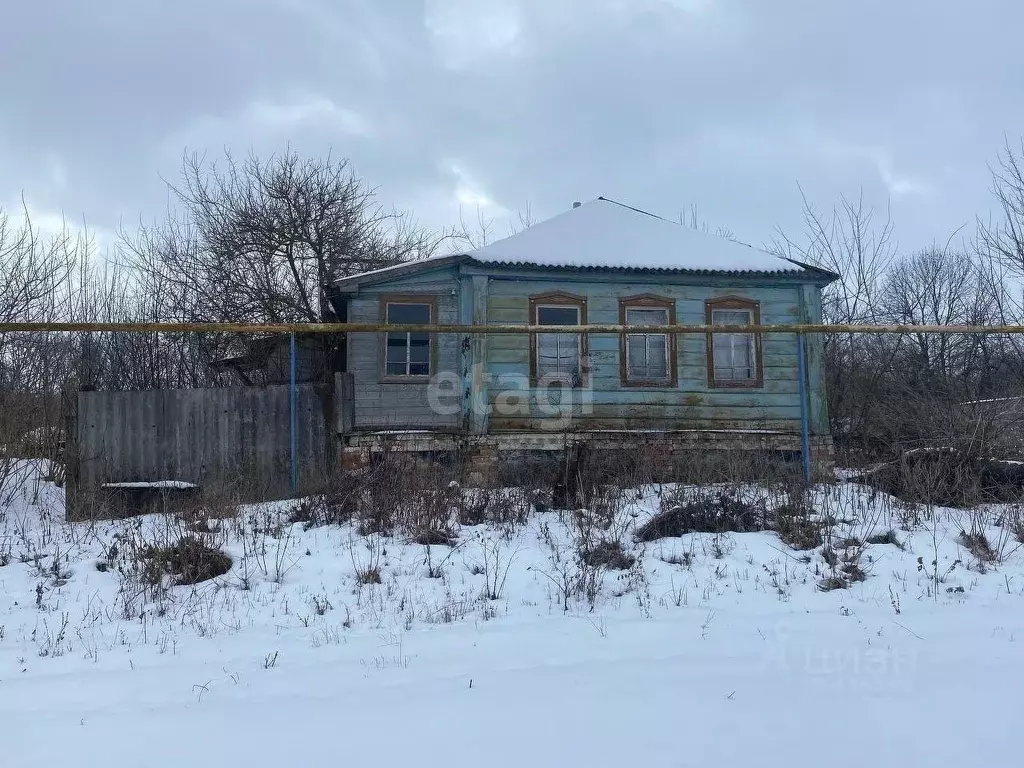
2;464;1023;767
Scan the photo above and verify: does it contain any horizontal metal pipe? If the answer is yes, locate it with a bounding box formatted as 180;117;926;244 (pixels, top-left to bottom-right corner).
0;321;1023;334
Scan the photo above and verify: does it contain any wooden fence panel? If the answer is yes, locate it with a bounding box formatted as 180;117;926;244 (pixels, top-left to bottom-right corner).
68;384;331;516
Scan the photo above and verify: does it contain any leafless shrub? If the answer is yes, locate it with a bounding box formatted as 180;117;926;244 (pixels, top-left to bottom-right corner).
456;489;489;527
839;551;868;584
406;480;460;547
356;566;382;585
476;532;519;601
775;488;823;551
657;546;693;567
355;455;408;535
350;533;384;586
999;505;1024;547
636;486;767;542
959;529;997;564
422;533;473;579
532;520;586;613
140;536;232;587
675;447;800;488
236;510;299;584
961;507;995;562
857;440;1024;508
489;488;534;533
33;612;73;658
580;540;636;571
532;502;638;613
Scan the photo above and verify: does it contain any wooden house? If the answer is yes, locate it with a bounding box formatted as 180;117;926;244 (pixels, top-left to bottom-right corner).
332;197;838;479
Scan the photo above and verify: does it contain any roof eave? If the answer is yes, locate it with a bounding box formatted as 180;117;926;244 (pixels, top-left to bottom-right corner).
331;252;840;292
778;256;841;284
465;258;826;280
332;254;469;293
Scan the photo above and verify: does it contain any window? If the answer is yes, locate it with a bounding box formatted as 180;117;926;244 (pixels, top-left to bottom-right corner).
530;292;587;386
619;295;676;386
381;296;435;378
705;297;762;387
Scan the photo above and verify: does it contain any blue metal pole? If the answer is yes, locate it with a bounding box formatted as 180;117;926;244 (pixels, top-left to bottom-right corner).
289;332;298;495
796;332;812;484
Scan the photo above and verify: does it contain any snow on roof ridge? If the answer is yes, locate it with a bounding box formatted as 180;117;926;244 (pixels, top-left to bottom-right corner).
465;197;804;274
333;196;828;289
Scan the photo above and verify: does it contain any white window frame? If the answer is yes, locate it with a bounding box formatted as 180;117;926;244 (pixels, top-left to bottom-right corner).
382;297;434;379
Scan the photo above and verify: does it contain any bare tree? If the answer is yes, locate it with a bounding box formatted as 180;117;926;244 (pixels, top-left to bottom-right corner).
122;149;439;326
770;187;895;326
770;189;900;456
677;203;735;240
0;203;89;489
973;137;1024;384
773;179;1024;460
447;202;536;251
114;149;443;385
978;138;1024;278
881;246;995;383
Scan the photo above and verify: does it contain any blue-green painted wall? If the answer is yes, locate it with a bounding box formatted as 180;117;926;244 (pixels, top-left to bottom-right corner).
342;263;830;436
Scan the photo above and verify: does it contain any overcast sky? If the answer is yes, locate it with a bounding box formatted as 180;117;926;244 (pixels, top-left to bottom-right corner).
1;0;1020;255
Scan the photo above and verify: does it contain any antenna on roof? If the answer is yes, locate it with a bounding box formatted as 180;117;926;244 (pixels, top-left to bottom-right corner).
572;201;582;209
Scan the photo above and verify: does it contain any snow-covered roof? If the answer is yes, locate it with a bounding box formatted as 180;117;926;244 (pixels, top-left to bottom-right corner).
466;198;807;275
332;197;834;291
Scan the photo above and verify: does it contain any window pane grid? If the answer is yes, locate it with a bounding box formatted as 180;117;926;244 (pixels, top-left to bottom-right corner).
711;308;755;382
385;301;431;376
624;306;670;382
536;304;582;382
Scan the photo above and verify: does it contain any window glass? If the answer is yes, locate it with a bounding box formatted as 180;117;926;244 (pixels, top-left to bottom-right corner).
625;307;670;382
536;305;581;381
537;306;579;326
385;302;431;376
387;303;430;324
711;308;754;381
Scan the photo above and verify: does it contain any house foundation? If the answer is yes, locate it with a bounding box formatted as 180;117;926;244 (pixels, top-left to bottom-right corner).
340;430;835;487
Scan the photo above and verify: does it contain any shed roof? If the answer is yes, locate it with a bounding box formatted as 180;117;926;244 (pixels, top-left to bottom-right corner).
333;197;836;290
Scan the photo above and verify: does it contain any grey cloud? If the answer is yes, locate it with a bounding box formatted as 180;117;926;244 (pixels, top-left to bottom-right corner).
0;0;1020;253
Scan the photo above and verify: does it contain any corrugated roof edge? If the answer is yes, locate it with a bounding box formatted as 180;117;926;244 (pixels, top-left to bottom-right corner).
470;259;807;276
592;197;838;280
331;198;840;290
333;254;838;291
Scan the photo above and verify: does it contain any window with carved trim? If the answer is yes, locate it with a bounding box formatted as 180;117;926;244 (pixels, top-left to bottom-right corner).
530;293;587;386
706;297;762;387
619;295;676;386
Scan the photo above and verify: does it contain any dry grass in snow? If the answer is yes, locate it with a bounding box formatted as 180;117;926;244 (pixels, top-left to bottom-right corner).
1;461;1023;766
